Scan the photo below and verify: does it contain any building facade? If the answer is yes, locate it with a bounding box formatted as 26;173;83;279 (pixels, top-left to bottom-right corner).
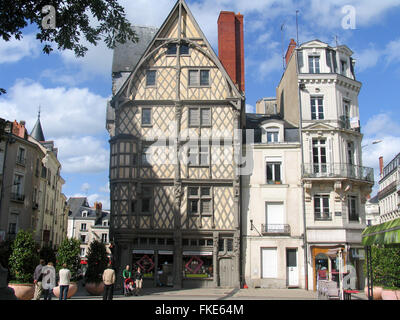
242;113;305;288
0;116;67;249
67;198;111;264
377;154;400;223
107;0;245;288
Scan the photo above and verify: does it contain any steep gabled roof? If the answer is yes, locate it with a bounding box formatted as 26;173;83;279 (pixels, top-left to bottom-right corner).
111;0;243;106
30;116;45;142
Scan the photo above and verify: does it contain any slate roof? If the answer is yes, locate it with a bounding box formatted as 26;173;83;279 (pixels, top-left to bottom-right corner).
112;25;159;74
67;197;110;226
30;117;45;142
245;113;300;143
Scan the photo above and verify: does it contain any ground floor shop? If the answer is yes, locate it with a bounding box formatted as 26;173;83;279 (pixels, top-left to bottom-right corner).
113;231;240;288
308;244;365;291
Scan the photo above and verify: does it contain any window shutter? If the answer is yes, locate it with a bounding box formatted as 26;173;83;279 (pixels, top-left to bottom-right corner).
189;70;199;86
326;49;332;72
189;108;200;126
201;108;211;126
297;50;304;71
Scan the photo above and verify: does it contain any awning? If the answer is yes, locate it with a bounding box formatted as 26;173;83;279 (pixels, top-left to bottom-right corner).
326;248;345;258
362;217;400;246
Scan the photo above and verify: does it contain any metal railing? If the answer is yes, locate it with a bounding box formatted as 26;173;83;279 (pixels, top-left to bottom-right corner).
303;163;374;182
10;192;25;202
261;224;291;235
338;115;360;132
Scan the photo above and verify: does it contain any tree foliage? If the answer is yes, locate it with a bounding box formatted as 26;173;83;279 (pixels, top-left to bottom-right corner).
56;238;81;281
0;0;138;94
85;240;108;283
8;230;39;283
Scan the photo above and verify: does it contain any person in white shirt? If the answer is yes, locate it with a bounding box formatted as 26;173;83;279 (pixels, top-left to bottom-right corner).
58;264;71;300
41;262;56;300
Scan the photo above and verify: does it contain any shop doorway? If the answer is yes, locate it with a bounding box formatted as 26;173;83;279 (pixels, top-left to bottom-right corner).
157;252;173;286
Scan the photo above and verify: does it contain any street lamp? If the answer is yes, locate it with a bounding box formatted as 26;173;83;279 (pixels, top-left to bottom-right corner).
362;139;382;149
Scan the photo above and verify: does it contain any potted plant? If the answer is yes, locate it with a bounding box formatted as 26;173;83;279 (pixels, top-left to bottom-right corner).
84;240;109;295
52;238;81;299
7;230;39;300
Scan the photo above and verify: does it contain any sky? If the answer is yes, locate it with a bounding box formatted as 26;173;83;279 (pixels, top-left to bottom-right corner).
1;0;400;209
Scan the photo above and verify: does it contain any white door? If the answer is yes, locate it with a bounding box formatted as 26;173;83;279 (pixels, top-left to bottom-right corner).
287;249;298;287
262;248;277;278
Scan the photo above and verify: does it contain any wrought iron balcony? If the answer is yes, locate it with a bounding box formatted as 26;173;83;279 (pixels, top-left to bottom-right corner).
261;224;291;235
10;192;25;202
302;163;374;183
338;115;360;132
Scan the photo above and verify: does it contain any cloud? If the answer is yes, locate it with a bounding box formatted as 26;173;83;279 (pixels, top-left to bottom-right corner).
81;183;91;193
69;192;110;210
99;182;110;193
362;112;400;195
0;79;110;174
0;34;40;64
0;79;108;138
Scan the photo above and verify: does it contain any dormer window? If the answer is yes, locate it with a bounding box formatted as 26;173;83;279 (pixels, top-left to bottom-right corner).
266;129;279;143
308;55;320;74
82;211;88;218
341;60;347;76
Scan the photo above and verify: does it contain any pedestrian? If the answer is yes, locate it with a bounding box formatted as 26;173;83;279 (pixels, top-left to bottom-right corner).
58;263;71;300
33;259;45;300
102;262;116;300
134;267;143;296
41;262;56;300
122;264;131;295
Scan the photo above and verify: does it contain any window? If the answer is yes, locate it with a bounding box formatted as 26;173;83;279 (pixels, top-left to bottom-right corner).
101;233;108;243
81;223;87;231
8;223;17;235
266;130;279;143
343;101;351;128
180;43;189;55
140;187;152;215
311;97;324;120
314;195;330;220
189;108;211;127
308;56;320;74
11;174;24;201
183;255;213;279
146;70;156;86
103;221;108;227
188;69;210;86
166;43;177;55
80;234;86;243
348;196;359;221
312;139;327;173
341;60;347;75
188;144;209;166
141;108;152;126
266;162;281;184
80;248;85;257
16;147;25;165
188;186;212;216
262;248;278;278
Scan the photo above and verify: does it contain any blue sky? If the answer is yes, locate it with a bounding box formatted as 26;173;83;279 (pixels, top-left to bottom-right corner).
1;0;400;208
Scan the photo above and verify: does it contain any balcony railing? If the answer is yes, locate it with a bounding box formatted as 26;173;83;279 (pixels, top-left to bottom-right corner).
261;224;291;235
303;163;374;182
338;115;360;132
10;192;25;202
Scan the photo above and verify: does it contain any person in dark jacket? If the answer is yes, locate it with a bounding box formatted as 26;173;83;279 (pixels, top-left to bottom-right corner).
134;267;143;296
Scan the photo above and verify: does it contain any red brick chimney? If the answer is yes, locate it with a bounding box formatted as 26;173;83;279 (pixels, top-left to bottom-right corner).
285;39;297;66
12;120;27;139
379;156;384;176
218;11;245;92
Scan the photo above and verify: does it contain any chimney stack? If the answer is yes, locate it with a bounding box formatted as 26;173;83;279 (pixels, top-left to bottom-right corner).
95;201;102;219
285;39;297;66
379;156;384;176
12;120;27;139
217;11;245;92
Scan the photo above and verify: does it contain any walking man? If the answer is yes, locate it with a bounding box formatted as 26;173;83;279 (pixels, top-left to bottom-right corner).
102;262;116;300
33;259;45;300
58;263;71;300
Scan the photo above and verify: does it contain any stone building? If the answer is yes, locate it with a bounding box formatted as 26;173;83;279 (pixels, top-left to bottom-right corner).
241;112;305;288
67;198;111;264
106;0;245;288
0;116;67;249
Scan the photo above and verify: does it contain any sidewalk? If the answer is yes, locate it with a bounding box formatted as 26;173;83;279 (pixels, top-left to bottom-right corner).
68;282;367;300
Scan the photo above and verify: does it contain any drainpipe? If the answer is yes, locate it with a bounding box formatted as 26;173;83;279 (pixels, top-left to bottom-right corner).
298;77;309;291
